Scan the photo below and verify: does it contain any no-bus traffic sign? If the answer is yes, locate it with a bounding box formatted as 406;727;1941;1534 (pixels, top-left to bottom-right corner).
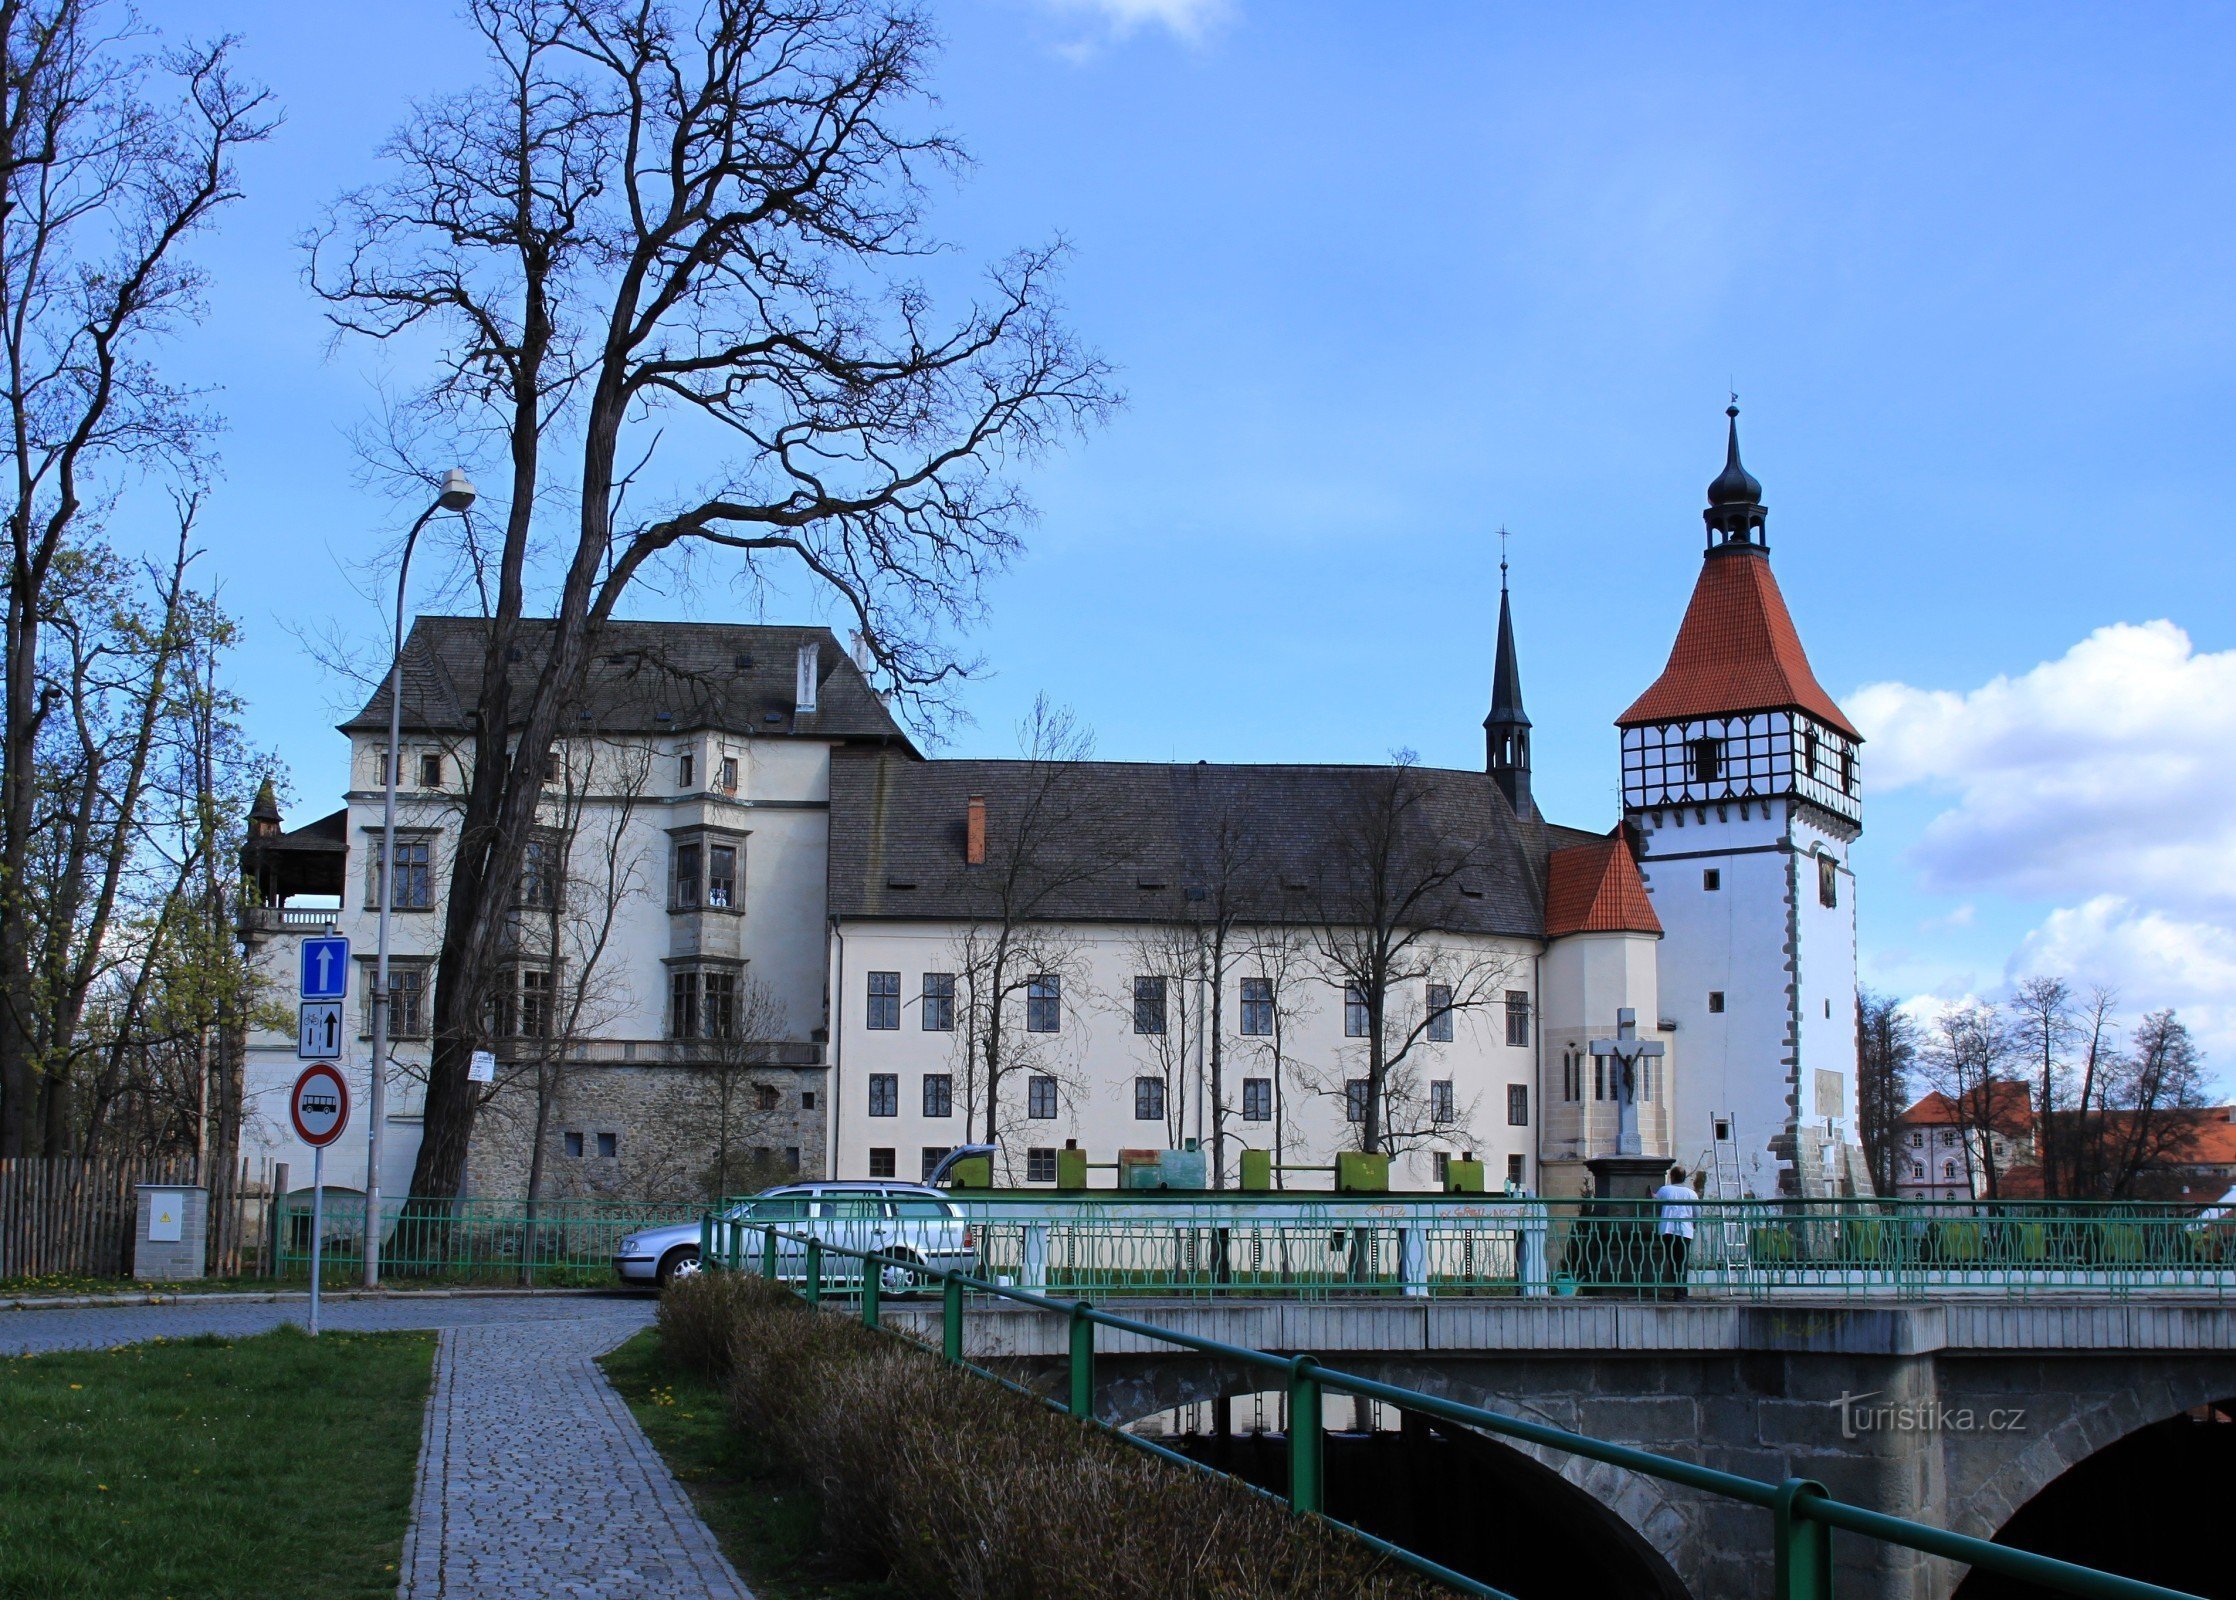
290;1063;350;1148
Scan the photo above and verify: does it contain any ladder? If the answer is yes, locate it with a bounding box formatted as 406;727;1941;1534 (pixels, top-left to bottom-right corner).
1705;1113;1747;1257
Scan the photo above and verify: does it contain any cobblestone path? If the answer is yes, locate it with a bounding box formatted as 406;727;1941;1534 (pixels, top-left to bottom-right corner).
1;1294;755;1599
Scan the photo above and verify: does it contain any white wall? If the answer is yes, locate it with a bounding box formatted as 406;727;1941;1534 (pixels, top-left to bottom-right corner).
827;918;1542;1191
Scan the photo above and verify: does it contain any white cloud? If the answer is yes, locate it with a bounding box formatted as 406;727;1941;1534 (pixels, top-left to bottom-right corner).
1850;621;2236;915
2014;895;2236;1065
1037;0;1232;46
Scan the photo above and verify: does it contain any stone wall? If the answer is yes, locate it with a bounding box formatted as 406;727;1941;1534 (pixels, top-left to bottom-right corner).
464;1061;828;1201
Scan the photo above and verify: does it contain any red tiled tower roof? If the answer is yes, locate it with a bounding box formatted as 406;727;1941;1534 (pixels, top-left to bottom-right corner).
1545;825;1662;938
1616;544;1859;739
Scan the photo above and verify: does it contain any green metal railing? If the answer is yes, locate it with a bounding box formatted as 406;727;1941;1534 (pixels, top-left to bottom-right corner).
711;1220;2202;1600
706;1193;2236;1302
271;1195;703;1285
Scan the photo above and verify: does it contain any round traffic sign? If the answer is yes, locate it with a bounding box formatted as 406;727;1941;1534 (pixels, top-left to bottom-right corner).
290;1063;351;1147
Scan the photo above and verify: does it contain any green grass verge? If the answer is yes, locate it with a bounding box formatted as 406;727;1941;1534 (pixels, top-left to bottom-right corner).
599;1328;903;1600
0;1326;434;1600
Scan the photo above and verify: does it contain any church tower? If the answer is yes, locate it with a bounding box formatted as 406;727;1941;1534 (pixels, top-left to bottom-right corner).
1485;551;1532;815
1617;409;1866;1198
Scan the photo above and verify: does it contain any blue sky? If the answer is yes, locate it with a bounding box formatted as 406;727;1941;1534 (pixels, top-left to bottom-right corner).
157;1;2236;1065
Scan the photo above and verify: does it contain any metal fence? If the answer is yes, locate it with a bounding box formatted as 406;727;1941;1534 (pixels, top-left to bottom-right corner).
705;1193;2236;1302
269;1194;703;1285
710;1221;2201;1600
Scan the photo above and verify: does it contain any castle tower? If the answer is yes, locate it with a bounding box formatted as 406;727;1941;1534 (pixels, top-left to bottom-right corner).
1485;549;1532;815
1616;408;1866;1198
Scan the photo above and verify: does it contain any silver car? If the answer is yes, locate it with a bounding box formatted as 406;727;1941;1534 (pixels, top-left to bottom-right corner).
613;1181;978;1291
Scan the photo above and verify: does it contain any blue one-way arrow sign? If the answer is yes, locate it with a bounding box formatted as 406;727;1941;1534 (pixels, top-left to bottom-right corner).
300;935;350;1000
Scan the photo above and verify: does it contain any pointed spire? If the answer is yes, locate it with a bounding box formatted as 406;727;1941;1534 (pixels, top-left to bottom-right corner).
1703;400;1769;551
1485;529;1532;813
248;776;282;839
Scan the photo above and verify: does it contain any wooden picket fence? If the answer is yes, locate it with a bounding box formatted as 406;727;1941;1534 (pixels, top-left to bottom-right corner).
0;1155;196;1279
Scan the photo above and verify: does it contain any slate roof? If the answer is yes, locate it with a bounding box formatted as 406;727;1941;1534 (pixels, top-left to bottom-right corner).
1543;825;1662;938
829;751;1558;939
342;616;916;751
1616;545;1860;739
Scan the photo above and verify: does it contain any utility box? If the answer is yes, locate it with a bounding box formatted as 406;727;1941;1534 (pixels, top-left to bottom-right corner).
134;1185;207;1281
1055;1146;1089;1190
1119;1146;1205;1190
1335;1152;1390;1193
1239;1149;1273;1191
945;1155;992;1190
1442;1158;1486;1193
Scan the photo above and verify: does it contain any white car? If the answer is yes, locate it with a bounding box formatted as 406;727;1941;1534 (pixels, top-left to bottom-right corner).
613;1181;978;1290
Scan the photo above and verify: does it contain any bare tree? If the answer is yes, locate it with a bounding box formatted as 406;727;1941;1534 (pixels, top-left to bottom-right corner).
2007;976;2075;1196
1855;988;1916;1194
943;698;1118;1171
310;0;1113;1200
1234;923;1313;1184
1120;924;1197;1149
2060;986;2122;1199
0;5;273;1153
503;733;657;1222
680;973;793;1197
2097;1009;2211;1199
1918;1001;2020;1198
1301;760;1520;1158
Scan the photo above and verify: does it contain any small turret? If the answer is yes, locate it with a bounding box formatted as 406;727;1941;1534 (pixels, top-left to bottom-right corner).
248;777;282;840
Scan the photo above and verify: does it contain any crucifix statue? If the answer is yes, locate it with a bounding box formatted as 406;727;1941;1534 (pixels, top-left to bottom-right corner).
1589;1007;1665;1158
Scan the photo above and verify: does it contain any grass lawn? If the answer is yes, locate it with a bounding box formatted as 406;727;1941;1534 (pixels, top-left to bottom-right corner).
600;1328;903;1600
0;1327;433;1600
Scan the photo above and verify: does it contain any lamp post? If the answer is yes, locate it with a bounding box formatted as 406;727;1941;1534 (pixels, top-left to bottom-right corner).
365;468;476;1288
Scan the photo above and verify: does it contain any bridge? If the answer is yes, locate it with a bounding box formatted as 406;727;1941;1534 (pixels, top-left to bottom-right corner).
706;1197;2236;1600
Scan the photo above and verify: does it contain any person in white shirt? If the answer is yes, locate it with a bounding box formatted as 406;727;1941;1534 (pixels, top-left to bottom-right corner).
1652;1165;1699;1301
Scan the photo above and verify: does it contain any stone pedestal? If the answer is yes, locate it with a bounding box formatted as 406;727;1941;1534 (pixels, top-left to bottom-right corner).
133;1184;207;1281
1585;1155;1670;1201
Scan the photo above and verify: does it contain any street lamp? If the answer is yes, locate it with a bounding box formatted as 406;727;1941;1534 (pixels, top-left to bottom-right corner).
366;468;476;1287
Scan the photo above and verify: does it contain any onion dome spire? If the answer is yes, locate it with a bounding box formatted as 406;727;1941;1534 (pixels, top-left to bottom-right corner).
1485;531;1532;814
1704;401;1768;551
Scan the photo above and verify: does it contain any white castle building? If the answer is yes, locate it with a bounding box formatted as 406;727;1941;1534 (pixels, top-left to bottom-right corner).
237;411;1865;1201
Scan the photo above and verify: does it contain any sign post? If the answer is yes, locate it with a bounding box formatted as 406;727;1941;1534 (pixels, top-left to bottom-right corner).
290;1063;350;1336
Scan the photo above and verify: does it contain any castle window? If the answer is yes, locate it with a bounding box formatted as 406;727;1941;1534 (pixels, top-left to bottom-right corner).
1433;1152;1451;1186
707;844;737;908
922;972;955;1032
1840;745;1856;795
672;840;701;908
1702;868;1721;892
367;963;430;1040
1345;1079;1370;1123
1430;1080;1455;1121
720;755;739;792
419;751;443;789
865;971;900;1030
1803;727;1820;780
1427;983;1454;1042
669;967;736;1038
1028;1074;1059;1119
1504;990;1531;1047
1562;1051;1580;1102
1689;737;1722;785
518;833;561;910
1135;1076;1167;1121
1132;975;1167;1036
1026;975;1062;1033
867;1074;898;1117
868;1147;896;1177
1343;984;1370;1038
677;749;695;789
1707;990;1725;1014
1243;1078;1272;1121
1026;1148;1058;1183
1240;977;1274;1036
922;1074;953;1118
1508;1084;1529;1126
1508;1154;1526;1188
596;1132;618;1159
920;1147;949;1182
369;834;434;911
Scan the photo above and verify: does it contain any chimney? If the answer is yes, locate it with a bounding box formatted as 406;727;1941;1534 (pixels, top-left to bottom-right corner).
794;640;820;716
966;794;986;866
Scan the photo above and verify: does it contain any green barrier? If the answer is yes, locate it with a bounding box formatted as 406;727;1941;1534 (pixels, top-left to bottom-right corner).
715;1221;2206;1600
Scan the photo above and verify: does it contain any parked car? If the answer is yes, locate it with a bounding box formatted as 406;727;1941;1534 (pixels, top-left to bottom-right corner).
612;1181;978;1291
